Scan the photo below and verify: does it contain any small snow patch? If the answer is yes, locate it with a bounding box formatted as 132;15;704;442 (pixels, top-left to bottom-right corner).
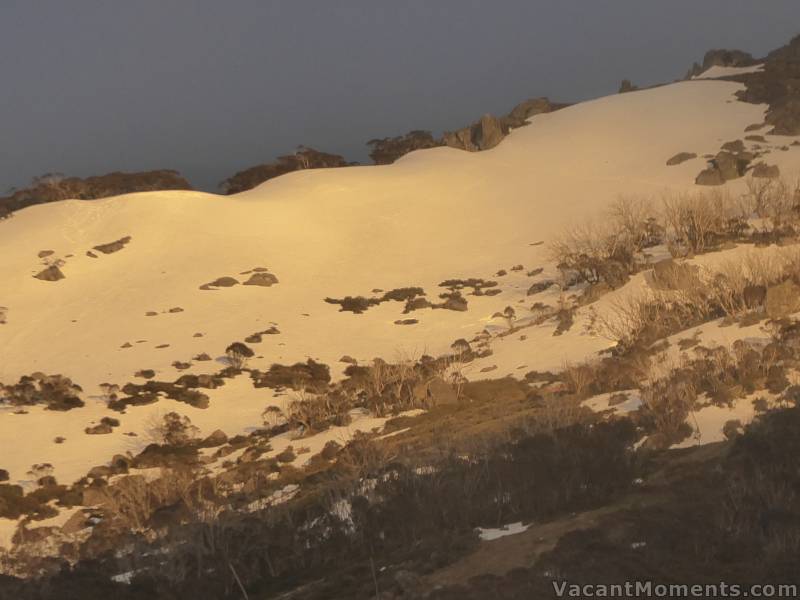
478;521;530;541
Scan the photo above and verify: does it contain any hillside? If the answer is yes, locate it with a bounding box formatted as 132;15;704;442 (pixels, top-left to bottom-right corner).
2;36;800;599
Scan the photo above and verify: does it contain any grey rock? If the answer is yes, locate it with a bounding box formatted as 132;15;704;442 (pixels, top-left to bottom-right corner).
752;163;781;178
34;265;65;281
243;272;279;287
666;152;697;166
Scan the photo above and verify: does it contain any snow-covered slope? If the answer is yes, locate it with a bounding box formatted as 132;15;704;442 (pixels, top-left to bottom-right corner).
2;78;796;490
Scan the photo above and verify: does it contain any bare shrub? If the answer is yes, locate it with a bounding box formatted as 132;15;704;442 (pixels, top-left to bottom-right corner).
225;342;254;369
99;383;120;405
550;196;663;289
562;361;595;397
662;189;740;256
640;373;697;444
608;195;663;251
285;388;352;435
745;176;800;232
589;291;660;351
550;221;626;286
261;405;287;429
101;467;202;532
145;412;200;447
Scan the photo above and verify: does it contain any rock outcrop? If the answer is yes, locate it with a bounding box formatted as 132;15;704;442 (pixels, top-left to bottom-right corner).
503;97;564;128
695;146;753;186
443;114;507;152
685;48;756;78
732;35;800;135
443;97;566;153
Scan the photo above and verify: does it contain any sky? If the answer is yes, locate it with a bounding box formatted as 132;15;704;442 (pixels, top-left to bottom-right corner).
1;1;799;193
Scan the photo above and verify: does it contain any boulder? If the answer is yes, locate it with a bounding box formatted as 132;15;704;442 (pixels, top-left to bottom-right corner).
666;152;697;166
110;454;131;472
87;465;113;479
93;236;132;255
752;163;781;178
443;114;507;152
695;167;725;186
243;272;279;287
505;97;559;126
721;140;745;153
474;114;505;150
714;151;748;180
33;265;65;281
697;150;751;185
200;276;239;290
766;280;800;318
85;423;113;435
442;127;475;151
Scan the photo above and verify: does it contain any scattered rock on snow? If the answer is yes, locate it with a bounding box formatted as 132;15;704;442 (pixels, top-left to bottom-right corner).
92;236;132;254
33;265;65;281
666;152;697;166
199;276;239;290
394;318;419;325
243;272;279;287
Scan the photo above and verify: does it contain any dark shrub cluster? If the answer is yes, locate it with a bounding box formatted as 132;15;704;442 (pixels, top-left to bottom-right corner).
0;374;84;411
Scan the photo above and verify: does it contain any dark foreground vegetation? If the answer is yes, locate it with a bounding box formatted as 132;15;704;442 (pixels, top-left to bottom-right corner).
3;404;800;599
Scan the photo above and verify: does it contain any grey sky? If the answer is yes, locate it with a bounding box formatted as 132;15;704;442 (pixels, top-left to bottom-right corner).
1;0;798;193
